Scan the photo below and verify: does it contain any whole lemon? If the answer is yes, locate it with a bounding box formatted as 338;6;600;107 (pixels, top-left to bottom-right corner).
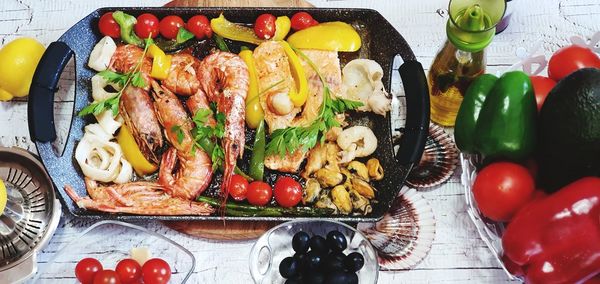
0;37;45;101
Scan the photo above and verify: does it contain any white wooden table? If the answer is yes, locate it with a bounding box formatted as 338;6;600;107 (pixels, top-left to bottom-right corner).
1;0;598;283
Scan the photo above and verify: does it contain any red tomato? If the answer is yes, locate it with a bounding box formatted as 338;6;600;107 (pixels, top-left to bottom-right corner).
529;76;556;111
254;14;277;40
472;162;535;222
159;15;185;40
93;270;121;284
548;45;600;81
115;259;142;284
187;15;212;39
142;258;171;284
273;176;302;207
290;12;318;31
502;254;524;277
75;258;104;284
229;174;249;201
99;12;120;38
246;181;273;206
135;13;159;39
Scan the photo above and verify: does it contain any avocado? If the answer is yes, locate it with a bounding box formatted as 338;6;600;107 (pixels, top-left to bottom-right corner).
537;68;600;192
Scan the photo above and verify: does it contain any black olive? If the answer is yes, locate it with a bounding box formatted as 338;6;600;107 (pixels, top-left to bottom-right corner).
325;271;359;284
292;231;310;253
279;257;299;278
326;230;348;252
309;235;329;254
305;250;324;271
304;271;325;284
324;251;347;272
284;275;303;284
344;252;365;272
293;252;308;271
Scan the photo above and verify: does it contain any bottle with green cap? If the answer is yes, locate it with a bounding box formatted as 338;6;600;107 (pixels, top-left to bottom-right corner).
429;0;506;126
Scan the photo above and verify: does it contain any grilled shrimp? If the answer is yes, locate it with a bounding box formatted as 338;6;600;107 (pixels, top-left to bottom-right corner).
110;45;153;91
119;86;163;164
197;51;249;197
163;53;202;96
65;179;214;215
151;81;213;200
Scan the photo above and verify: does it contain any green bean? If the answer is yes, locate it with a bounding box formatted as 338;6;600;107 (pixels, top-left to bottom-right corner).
249;120;266;181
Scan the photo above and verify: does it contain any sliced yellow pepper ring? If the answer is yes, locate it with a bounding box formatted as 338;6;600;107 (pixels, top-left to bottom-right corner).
280;41;308;107
147;44;172;80
117;125;158;176
211;14;265;45
273;16;291;41
239;49;263;129
286;21;362;52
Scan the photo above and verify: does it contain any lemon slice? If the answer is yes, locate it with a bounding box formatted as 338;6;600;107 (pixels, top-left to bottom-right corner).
0;179;7;214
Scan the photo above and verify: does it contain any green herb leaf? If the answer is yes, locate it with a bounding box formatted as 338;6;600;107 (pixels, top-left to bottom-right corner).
176;27;195;44
98;70;128;87
170;125;185;145
214;34;230;52
192;108;213;126
130;71;146;88
145;37;155;48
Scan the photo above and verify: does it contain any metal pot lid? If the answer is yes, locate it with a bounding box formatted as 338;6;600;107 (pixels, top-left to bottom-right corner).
0;147;61;282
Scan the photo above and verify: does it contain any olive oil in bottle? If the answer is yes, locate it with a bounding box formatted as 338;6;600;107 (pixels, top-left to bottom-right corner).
429;0;506;126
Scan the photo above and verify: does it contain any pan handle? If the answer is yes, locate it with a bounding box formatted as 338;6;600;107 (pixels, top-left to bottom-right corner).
395;60;430;165
28;41;74;142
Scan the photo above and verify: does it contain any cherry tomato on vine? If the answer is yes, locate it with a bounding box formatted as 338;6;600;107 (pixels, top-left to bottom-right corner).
142;258;171;284
548;45;600;81
135;13;159;39
99;13;120;38
187;15;212;39
115;259;142;284
93;270;121;284
229;174;249;201
159;15;185;40
529;76;556;111
75;258;104;284
472;162;535;222
254;13;277;39
247;181;273;206
290;12;318;31
273;176;302;207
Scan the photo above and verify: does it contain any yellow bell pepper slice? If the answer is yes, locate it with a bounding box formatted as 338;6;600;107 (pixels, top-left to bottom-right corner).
239;48;263;129
147;44;172;80
273;16;291;41
117;125;158;176
211;14;265;45
280;41;308;107
286;21;362;52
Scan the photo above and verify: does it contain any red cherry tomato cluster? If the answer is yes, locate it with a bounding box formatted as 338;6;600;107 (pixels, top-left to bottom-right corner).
75;257;171;284
98;12;212;41
228;175;302;207
254;14;277;40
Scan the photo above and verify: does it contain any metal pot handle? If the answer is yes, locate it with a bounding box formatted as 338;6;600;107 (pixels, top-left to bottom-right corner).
28;41;74;143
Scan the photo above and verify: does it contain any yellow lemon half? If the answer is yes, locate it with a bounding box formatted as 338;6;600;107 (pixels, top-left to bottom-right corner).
0;179;7;214
0;37;45;101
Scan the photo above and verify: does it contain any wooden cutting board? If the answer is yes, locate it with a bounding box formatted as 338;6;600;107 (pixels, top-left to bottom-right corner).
162;0;313;240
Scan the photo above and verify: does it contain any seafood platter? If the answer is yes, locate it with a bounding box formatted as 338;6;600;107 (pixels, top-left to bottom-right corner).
28;7;430;222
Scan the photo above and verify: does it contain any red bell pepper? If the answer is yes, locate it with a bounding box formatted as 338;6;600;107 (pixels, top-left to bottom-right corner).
502;177;600;284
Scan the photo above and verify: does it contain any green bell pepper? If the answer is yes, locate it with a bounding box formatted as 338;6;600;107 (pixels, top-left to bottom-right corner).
455;74;498;153
473;71;537;160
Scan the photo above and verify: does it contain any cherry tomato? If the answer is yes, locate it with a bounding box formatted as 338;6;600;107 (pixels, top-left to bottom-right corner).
254;13;277;40
142;258;171;284
99;12;120;38
246;181;273;206
290;12;318;31
229;174;249;201
529;76;556;111
273;176;302;207
135;13;159;39
75;258;104;284
159;15;185;40
93;270;121;284
472;162;535;222
548;44;600;81
115;259;142;284
187;15;212;39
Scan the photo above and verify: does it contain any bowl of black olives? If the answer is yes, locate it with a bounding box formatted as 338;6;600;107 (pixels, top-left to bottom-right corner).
249;220;378;284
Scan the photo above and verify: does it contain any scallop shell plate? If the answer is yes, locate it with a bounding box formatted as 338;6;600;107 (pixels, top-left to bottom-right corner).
357;187;436;270
406;123;458;189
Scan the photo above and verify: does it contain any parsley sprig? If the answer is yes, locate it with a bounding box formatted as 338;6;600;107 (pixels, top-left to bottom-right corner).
265;47;363;157
78;38;154;117
189;102;227;170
